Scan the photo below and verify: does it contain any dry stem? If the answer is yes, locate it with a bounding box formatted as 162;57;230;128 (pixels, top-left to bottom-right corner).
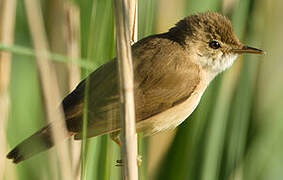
64;2;82;179
113;0;139;179
0;0;16;179
23;0;74;179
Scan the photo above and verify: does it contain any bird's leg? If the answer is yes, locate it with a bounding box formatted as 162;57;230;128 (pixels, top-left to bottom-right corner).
110;131;122;147
110;131;123;166
110;131;142;166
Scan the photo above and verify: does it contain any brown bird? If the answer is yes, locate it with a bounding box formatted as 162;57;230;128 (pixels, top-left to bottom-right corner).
7;11;264;163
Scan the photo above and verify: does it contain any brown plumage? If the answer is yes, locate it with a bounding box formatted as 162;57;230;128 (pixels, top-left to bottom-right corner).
7;12;264;163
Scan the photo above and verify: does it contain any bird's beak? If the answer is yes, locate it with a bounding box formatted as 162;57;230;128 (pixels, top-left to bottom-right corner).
232;46;265;55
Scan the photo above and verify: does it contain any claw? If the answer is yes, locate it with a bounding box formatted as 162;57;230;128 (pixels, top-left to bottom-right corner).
115;155;142;167
115;159;123;167
137;154;142;166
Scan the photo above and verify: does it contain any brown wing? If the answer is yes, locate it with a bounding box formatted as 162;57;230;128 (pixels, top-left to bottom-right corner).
63;60;121;138
63;33;201;139
133;34;201;122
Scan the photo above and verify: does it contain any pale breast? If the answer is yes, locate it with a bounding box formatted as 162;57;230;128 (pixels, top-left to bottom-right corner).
136;79;207;136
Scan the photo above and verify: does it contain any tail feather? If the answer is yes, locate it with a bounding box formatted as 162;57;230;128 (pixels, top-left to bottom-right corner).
7;124;55;163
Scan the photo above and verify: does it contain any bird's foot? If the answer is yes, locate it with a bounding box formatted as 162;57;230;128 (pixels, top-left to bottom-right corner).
137;154;142;166
115;155;142;167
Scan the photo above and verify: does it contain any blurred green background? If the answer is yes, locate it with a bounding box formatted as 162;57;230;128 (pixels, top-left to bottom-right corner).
1;0;283;179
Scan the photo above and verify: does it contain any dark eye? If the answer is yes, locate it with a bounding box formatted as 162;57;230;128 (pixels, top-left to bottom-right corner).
209;40;221;49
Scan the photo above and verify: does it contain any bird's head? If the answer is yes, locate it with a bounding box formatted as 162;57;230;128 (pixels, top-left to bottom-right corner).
170;11;264;73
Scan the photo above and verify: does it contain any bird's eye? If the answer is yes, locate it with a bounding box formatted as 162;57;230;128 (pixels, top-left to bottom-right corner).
209;40;221;49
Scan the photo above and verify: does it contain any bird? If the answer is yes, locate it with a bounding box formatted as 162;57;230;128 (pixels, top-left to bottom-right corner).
7;11;264;163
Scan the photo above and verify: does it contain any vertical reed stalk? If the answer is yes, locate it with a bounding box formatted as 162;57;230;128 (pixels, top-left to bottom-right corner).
23;0;73;179
113;0;138;179
64;2;82;179
0;0;16;179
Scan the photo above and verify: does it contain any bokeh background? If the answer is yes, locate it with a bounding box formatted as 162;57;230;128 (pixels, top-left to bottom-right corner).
1;0;283;179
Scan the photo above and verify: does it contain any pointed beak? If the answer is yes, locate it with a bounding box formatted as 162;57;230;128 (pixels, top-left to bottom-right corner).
232;46;265;55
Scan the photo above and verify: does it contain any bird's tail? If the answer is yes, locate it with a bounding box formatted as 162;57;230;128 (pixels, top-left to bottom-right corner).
6;123;70;163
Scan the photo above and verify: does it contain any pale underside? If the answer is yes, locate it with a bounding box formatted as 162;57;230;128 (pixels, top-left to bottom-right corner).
62;33;208;139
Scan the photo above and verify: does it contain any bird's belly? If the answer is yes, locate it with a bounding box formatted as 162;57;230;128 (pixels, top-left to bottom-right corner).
137;83;206;136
